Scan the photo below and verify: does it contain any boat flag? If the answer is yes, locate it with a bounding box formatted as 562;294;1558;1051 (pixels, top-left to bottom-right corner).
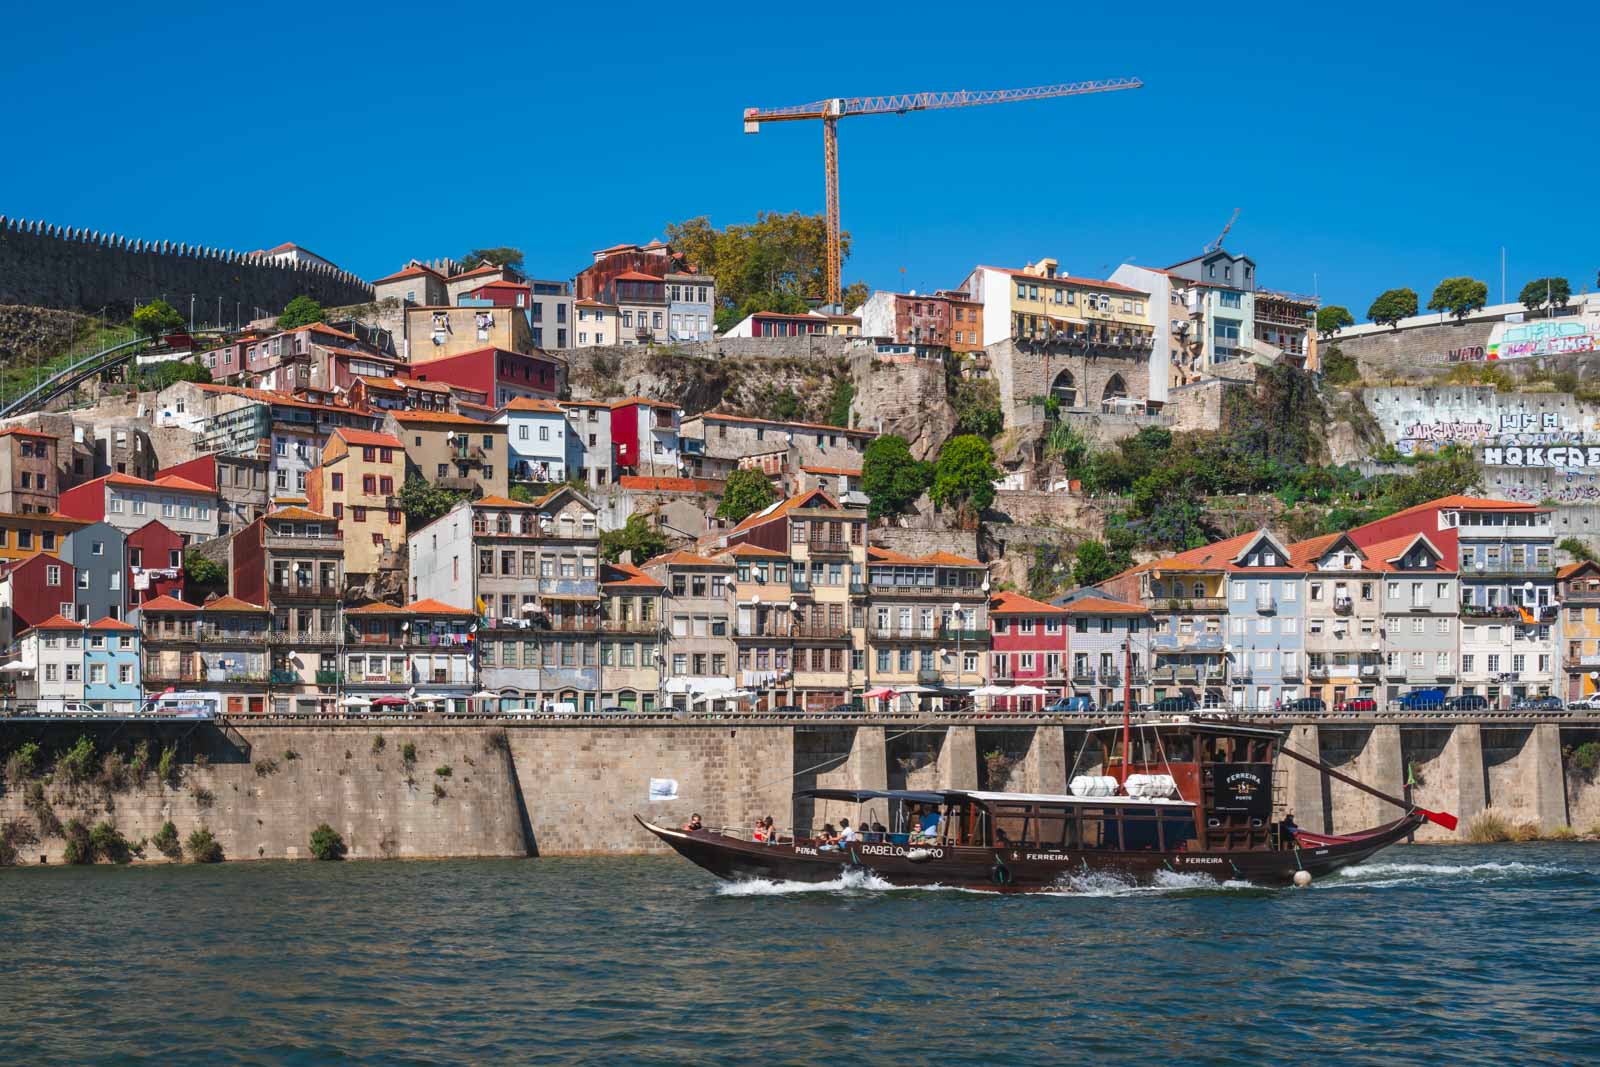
1406;762;1415;788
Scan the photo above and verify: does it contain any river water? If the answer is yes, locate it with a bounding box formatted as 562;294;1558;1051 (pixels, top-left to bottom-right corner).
1;844;1596;1065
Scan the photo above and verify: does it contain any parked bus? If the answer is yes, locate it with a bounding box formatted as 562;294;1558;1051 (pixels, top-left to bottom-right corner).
142;691;223;719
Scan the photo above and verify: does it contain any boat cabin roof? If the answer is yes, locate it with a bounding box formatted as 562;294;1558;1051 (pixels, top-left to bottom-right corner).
799;787;1193;808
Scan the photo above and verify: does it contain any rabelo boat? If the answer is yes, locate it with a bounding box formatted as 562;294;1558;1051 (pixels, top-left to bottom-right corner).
638;715;1456;892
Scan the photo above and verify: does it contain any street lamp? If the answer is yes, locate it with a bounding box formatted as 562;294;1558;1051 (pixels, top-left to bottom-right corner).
951;601;963;709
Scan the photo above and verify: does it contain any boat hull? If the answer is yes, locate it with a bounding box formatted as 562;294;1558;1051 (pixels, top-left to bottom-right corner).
636;814;1425;892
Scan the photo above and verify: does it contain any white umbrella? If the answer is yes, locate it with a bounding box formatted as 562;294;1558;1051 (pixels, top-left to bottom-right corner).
1007;684;1051;696
470;690;499;700
0;661;32;672
972;684;1010;696
339;695;372;707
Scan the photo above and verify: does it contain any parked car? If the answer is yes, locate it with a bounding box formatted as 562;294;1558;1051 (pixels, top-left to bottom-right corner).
770;704;805;716
1443;694;1490;711
1337;697;1378;713
1396;688;1447;710
1281;696;1327;713
1151;695;1198;713
1044;696;1096;714
824;702;859;716
1104;699;1148;715
1511;695;1564;711
1568;695;1600;711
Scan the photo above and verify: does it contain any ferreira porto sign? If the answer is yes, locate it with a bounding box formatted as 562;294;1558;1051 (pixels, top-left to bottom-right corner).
1213;763;1273;819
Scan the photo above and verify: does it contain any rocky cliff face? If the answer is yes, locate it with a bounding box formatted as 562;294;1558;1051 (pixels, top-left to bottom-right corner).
0;304;98;368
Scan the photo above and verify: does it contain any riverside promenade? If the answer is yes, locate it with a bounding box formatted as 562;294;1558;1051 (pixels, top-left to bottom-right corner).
1;710;1595;861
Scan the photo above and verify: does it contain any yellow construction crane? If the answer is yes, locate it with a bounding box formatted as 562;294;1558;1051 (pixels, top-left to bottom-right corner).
743;78;1144;307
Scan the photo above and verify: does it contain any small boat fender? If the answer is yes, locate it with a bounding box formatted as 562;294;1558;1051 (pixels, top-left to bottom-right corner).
906;848;933;863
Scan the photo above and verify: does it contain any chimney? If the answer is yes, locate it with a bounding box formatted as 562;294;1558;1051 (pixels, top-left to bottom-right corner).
619;549;634;566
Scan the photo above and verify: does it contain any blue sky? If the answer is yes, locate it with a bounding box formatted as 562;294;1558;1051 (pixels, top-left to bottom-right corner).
3;0;1596;315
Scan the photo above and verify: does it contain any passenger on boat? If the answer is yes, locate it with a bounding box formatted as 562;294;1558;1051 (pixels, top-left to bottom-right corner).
910;810;941;843
752;820;767;842
1280;813;1300;844
761;815;777;843
683;813;704;832
838;818;857;845
818;823;839;849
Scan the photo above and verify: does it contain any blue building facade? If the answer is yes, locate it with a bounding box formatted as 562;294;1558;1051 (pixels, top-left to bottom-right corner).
1224;531;1305;710
84;619;141;713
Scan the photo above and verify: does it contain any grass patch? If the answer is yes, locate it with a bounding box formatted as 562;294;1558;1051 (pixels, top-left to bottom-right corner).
151;820;182;859
1463;810;1512;843
185;827;223;863
309;823;346;861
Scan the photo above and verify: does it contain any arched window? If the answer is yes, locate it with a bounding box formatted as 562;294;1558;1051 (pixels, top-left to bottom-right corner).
1050;369;1077;408
1192;582;1204;598
1103;374;1128;402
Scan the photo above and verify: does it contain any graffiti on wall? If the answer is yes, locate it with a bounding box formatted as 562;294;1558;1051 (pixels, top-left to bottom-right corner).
1441;318;1600;362
1396;410;1600;458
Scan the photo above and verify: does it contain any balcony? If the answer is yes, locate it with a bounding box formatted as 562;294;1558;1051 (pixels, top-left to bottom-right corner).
789;578;811;594
849;581;868;597
143;669;200;685
792;623;852;641
1151;632;1225;652
601;618;660;635
1461;561;1553;579
805;538;852;557
1099;670;1122;685
1308;666;1330;679
198;625;269;645
208;672;267;686
1175;667;1200;683
537;578;598;597
269;669;301;685
265;534;342;553
1071;668;1097;684
870;625;943;642
869;582;984;600
269;581;340;600
142;627;199;645
347;671;408;687
736;624;791;639
1255;593;1277;614
268;630;341;647
1333;597;1353;615
1151;595;1227;614
528;617;602;634
1282;664;1303;680
315;670;343;686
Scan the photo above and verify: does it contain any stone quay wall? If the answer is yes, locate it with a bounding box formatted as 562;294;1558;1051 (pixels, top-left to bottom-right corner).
1;718;1593;864
0;216;373;318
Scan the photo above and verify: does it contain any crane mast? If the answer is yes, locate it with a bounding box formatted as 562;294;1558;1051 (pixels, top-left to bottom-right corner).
744;78;1143;306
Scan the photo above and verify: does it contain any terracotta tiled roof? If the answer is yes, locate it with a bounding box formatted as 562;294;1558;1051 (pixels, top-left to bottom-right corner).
450;264;510;281
473;494;536;509
95;472;213;494
800;465;861;476
373;262;446;284
334;428;404;448
391;410;505;428
593;243;639;254
618;476;722;493
601;561;666;588
643;549;735;569
404;598;476;616
1559;561;1600;579
1383;495;1542;520
201;595;271;613
0;427;58;439
285;322;358;342
608;396;677;410
1062;595;1150;616
265;506;336;522
138;595;199;612
31;613;84;630
195;383;366;416
88;616;137;631
502;398;564;413
720;543;788;559
612;270;663;282
725;488;840;536
1362;532;1453;573
971;265;1149;295
988;592;1068;616
866;546;983;567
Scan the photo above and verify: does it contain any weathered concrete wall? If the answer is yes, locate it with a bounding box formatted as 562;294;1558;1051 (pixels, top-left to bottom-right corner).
507;724;794;854
1;719;1585;865
1331;320;1500;379
869;528;980;560
0;724;525;864
0;216;372;317
1167;376;1249;434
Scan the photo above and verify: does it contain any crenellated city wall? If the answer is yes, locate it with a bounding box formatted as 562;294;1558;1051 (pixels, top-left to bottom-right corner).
0;216;372;318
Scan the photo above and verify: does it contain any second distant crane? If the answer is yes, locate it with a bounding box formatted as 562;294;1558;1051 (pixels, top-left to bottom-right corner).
743;77;1144;307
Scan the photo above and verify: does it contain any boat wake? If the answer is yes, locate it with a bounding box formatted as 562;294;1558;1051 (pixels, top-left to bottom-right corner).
1331;859;1577;889
1044;869;1259;897
715;869;901;896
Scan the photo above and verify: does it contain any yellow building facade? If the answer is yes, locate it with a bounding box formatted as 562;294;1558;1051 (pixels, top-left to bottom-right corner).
308;428;408;577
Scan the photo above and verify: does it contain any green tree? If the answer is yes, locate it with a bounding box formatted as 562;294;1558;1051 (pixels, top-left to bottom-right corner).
951;378;1003;439
1377;445;1479;513
1071;540;1117;587
131;299;184;340
1367;287;1418;327
398;476;470;533
598;513;670;564
508;484;537;503
1520;276;1571;316
277;295;325;330
825;377;855;427
716;468;779;523
459;247;525;271
139;360;212;391
666;212;851;319
1427;277;1489;321
841;281;870;312
1316;305;1354;338
1559;536;1595;564
1321;347;1361;386
861;435;930;521
309;822;346;860
930;435;999;522
184;551;225;587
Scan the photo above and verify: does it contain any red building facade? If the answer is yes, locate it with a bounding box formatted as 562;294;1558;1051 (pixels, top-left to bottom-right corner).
127;520;186;609
1;552;77;641
988;592;1070;710
404;346;563;408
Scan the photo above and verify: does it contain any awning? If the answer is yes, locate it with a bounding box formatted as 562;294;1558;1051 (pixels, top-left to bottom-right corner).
371;695;408;706
799;788;948;804
338;695;372;707
664;677;735;696
863;686;896;699
1007;684;1051;696
972;684;1011;696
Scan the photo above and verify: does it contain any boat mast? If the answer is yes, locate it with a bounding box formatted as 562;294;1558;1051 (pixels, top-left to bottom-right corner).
1122;639;1133;770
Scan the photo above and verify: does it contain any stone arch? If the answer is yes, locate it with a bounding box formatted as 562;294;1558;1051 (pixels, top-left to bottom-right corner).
1050;368;1077;408
1103;373;1128;403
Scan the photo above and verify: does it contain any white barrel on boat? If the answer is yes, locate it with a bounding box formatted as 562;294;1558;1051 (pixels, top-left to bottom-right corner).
1069;775;1118;797
1123;773;1179;799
